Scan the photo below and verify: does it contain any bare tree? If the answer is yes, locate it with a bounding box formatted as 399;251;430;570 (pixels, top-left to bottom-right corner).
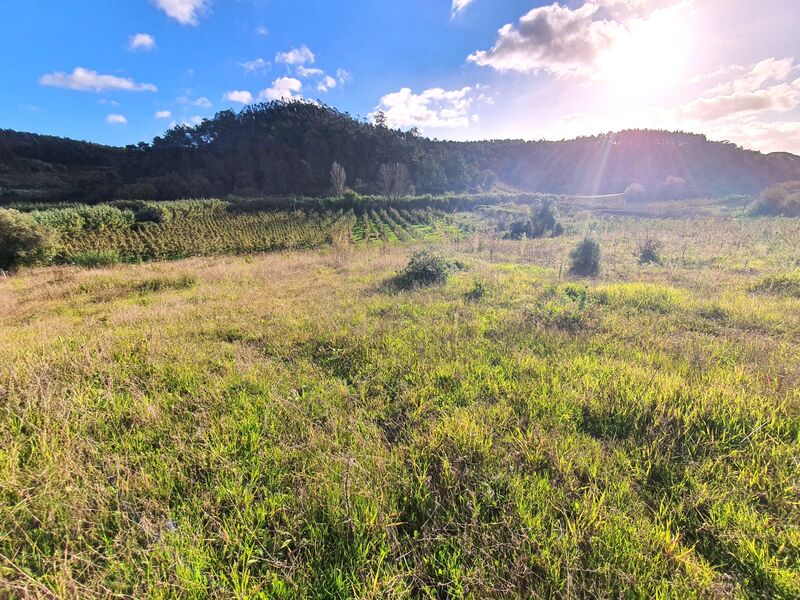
330;162;347;197
378;162;413;201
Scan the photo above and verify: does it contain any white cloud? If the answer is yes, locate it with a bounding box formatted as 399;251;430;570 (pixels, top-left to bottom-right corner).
106;114;127;125
296;66;324;78
255;26;269;36
317;75;337;93
370;86;477;129
240;58;269;74
155;110;172;119
171;115;203;127
259;77;303;101
452;0;475;16
468;3;625;77
467;0;689;78
276;45;315;66
224;90;254;104
671;59;800;122
152;0;209;26
129;33;156;52
178;95;212;107
336;69;352;86
39;67;157;92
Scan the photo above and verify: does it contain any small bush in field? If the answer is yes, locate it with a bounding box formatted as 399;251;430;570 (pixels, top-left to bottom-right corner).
68;250;123;268
0;209;60;270
638;237;663;265
464;279;487;301
569;236;601;277
393;249;455;289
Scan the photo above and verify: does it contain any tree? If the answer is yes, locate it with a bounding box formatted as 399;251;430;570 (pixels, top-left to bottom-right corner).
624;183;647;202
749;181;800;217
569;236;601;277
0;209;60;271
373;110;388;128
379;162;413;201
330;162;347;197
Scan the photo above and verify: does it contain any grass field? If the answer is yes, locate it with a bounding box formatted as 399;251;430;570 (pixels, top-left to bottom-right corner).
1;206;800;598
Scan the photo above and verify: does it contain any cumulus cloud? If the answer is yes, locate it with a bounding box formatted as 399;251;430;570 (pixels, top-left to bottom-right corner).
239;58;269;74
152;0;209;26
672;59;800;122
259;77;303;101
596;0;686;19
317;75;338;93
276;45;315;66
106;114;127;125
467;3;624;76
294;65;350;94
224;90;254;104
39;67;157;92
370;86;478;129
129;33;156;52
155;110;172;119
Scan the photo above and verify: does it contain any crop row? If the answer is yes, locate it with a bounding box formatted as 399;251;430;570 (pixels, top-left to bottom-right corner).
350;208;445;245
59;211;350;261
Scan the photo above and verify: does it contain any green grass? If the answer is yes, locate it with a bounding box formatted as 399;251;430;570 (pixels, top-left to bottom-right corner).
0;211;799;598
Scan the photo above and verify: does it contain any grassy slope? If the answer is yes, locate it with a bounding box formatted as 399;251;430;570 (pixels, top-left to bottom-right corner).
1;216;800;598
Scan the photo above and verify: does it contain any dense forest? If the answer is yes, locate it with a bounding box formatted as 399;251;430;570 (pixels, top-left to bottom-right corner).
3;100;800;203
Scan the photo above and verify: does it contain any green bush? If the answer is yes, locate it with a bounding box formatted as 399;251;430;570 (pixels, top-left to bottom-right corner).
503;199;563;239
30;208;86;235
68;250;123;268
637;237;663;265
464;279;487;301
749;181;800;217
0;209;60;270
393;249;455;289
77;205;136;230
569;236;601;277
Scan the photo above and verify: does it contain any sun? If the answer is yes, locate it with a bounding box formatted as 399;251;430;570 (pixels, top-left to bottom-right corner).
599;9;688;100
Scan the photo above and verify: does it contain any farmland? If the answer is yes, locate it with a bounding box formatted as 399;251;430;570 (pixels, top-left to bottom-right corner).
1;196;800;598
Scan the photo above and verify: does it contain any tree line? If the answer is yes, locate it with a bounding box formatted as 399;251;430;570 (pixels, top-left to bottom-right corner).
3;101;800;204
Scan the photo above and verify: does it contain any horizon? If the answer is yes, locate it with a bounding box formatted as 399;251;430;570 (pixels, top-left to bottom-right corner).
9;104;797;158
3;1;800;153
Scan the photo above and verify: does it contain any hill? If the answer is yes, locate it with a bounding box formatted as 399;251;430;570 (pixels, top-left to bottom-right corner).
3;101;800;203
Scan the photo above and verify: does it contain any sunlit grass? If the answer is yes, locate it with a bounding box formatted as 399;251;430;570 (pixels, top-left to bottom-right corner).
1;215;799;598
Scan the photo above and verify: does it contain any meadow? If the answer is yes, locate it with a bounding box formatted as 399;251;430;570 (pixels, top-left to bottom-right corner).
1;198;799;598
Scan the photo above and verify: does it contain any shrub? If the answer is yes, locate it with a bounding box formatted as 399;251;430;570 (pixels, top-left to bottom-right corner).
503;199;563;239
68;250;123;268
77;205;136;230
30;208;86;235
0;209;60;270
749;181;800;217
393;249;455;289
624;183;647;202
464;279;487;301
637;237;663;265
569;236;601;277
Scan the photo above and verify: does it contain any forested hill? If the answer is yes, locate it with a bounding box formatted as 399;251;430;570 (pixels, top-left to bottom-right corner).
3;101;800;203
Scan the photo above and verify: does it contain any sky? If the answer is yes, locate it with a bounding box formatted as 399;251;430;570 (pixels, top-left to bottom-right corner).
3;0;800;153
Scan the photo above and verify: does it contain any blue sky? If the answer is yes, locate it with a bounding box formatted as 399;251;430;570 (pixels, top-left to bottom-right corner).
3;0;800;153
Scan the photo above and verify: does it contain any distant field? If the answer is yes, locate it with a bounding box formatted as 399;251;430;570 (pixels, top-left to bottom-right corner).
1;201;800;597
